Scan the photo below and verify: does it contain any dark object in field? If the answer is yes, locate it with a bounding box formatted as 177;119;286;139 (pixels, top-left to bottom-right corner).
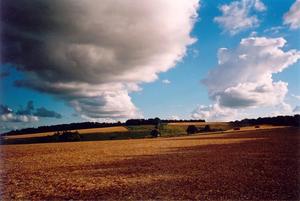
233;127;240;130
203;125;211;132
186;125;198;134
54;131;81;142
151;129;160;138
255;125;260;128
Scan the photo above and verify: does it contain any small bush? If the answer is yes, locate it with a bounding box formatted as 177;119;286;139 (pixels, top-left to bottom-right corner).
255;125;260;128
233;127;240;130
186;125;198;134
151;129;160;138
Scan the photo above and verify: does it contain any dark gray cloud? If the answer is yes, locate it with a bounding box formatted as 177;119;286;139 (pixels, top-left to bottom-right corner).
16;101;34;115
34;107;62;119
0;105;13;114
0;71;10;78
216;91;258;108
1;0;199;120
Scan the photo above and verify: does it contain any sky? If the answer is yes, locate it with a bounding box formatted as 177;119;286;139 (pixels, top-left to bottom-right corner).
0;0;300;133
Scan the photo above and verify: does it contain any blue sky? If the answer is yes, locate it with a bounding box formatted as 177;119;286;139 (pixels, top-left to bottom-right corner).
1;0;300;132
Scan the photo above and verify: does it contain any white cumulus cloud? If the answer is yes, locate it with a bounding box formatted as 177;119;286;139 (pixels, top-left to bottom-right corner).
162;79;171;84
284;0;300;29
193;37;300;121
292;94;300;100
191;104;237;121
214;0;266;35
1;0;200;121
293;106;300;113
0;113;39;123
0;104;39;123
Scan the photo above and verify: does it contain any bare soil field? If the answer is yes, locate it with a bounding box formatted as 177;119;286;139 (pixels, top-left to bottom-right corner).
1;127;299;200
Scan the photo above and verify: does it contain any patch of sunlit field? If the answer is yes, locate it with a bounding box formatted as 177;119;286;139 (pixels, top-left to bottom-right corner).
226;125;288;132
168;121;228;126
168;122;286;133
3;126;128;139
1;127;299;200
168;121;232;131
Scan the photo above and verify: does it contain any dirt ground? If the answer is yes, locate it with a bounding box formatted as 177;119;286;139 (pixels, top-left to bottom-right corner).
1;127;299;200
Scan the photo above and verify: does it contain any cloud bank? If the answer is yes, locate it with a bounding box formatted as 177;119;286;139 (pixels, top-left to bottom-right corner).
0;101;62;123
214;0;266;35
193;37;300;121
191;104;236;121
0;104;39;123
284;0;300;29
34;107;62;119
1;0;199;121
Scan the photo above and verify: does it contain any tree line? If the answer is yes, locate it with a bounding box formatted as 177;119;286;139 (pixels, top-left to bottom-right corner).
230;114;300;127
125;118;205;126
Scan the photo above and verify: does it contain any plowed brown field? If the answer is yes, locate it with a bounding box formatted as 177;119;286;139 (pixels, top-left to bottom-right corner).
1;127;299;200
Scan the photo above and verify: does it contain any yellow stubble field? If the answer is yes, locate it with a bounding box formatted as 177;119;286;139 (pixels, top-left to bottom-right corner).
3;126;128;140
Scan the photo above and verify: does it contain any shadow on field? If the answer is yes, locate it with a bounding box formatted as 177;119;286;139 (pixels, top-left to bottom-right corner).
36;128;300;200
0;131;152;145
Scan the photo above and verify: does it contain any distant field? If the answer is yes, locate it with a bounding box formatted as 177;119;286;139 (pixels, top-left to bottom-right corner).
168;121;228;126
1;127;299;200
168;121;232;130
3;126;128;139
226;125;288;132
1;123;286;143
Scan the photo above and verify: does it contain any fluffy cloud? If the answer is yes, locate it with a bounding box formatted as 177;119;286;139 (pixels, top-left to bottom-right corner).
0;104;39;123
293;106;300;113
263;26;284;35
0;102;62;123
215;81;288;108
214;0;266;35
292;94;300;100
203;37;300;108
0;71;10;78
194;37;300;121
1;0;199;121
284;0;300;29
0;113;39;123
162;79;171;84
170;115;180;120
191;104;237;121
